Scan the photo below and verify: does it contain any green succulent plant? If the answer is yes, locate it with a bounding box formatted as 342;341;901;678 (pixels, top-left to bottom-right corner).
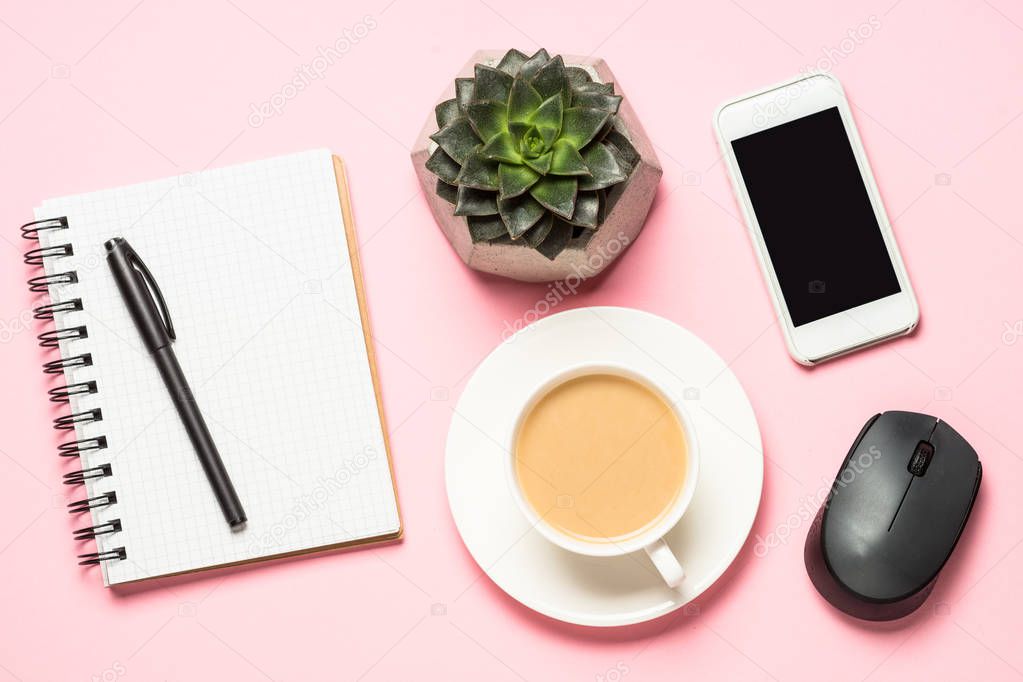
426;48;638;260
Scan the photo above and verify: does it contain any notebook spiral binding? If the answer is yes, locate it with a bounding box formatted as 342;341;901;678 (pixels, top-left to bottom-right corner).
21;217;125;567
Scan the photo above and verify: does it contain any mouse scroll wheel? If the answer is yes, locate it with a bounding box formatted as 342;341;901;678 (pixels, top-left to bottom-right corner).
908;441;935;477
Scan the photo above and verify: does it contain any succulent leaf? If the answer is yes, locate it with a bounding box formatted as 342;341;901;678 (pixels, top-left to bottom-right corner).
472;65;513;103
559;108;610;149
578;143;627;191
530;175;577;219
436;180;457;204
454;186;499;216
435;99;460;128
523;151;553;175
575;81;614;96
549;139;589;176
468;215;508;243
455;78;474;112
572;92;622;114
523;212;554;247
519;48;551;80
425;147;461;184
535;219;574;260
530;55;569;106
564;66;592;87
499;193;547;237
603;129;641;169
537;124;559;149
508;79;543;124
430;117;480;164
456;151;500;191
497;49;529;75
568;191;601;228
507;120;530;143
529;95;563;136
480;131;521;164
498;163;540;199
466;101;507;142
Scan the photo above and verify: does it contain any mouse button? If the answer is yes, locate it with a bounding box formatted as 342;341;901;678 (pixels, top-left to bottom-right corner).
928;420;980;472
905;420;980;528
841;413;881;466
862;412;937;467
824;426;914;529
881;410;938;436
885;422;980;591
920;423;979;499
886;472;975;593
846;410;935;492
841;412;923;485
825;456;910;516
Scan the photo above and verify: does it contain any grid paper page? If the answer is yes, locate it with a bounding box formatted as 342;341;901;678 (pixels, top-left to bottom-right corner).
36;149;400;585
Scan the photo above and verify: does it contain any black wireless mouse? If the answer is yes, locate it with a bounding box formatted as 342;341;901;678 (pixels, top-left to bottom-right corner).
804;411;981;621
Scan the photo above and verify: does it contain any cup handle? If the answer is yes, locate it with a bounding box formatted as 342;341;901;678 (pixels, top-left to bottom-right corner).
645;538;685;588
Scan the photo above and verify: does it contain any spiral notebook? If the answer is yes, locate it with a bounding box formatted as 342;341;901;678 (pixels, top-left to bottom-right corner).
23;149;402;586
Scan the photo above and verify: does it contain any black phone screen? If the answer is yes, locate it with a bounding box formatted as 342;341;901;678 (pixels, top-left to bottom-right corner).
730;107;901;327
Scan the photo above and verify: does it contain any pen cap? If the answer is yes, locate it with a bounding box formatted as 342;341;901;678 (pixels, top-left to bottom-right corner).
105;238;174;352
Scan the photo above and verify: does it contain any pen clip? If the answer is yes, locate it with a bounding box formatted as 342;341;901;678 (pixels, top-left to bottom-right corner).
125;243;176;341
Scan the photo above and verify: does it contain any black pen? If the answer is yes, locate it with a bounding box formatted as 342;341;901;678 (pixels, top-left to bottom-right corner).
105;237;247;528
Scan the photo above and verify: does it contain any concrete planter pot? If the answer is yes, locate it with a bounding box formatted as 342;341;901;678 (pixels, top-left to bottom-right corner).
411;50;661;283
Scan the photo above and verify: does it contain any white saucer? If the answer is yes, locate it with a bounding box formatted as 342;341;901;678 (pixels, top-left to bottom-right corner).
445;307;763;627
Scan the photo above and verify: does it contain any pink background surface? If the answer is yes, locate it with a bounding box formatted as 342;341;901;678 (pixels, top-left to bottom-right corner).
2;0;1022;679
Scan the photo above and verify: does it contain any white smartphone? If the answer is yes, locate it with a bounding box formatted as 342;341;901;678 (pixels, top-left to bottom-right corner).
715;73;918;365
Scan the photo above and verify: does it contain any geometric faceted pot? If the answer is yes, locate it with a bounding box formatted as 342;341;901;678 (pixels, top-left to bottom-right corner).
411;50;662;283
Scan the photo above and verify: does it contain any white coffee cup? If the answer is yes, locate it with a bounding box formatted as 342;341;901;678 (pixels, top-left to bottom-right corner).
506;362;700;589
